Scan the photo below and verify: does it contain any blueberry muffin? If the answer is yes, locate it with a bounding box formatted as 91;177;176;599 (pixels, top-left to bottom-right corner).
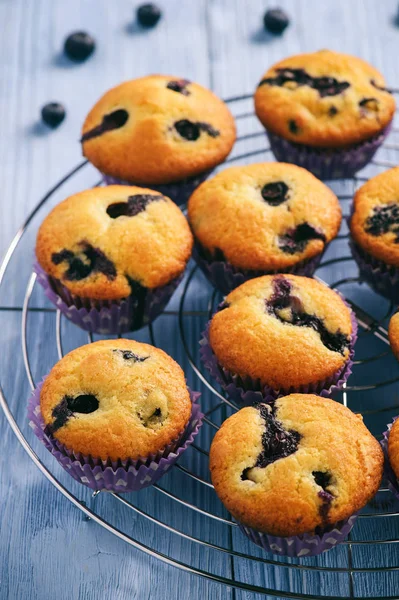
188;162;341;293
81;75;236;204
210;395;383;555
201;274;356;401
254;50;395;179
389;312;399;361
35;185;193;333
40;339;192;460
350;167;399;301
30;339;201;492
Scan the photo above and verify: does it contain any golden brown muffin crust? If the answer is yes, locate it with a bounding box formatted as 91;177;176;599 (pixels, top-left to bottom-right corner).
254;50;395;148
209;275;354;389
350;167;399;268
40;339;192;460
388;418;399;480
81;75;236;184
210;395;383;536
188;162;341;270
36;185;193;299
389;312;399;361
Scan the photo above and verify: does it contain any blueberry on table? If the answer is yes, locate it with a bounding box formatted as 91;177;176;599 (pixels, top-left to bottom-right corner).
64;31;95;62
41;103;66;128
137;3;162;27
263;8;290;34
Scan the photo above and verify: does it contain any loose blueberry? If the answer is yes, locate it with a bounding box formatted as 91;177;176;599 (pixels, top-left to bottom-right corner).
137;3;162;27
241;404;301;480
81;109;129;142
266;276;350;355
64;31;95;62
107;194;163;219
166;79;191;95
261;181;289;205
41;103;66;128
50;394;99;433
52;242;117;281
174;119;200;141
365;203;399;242
263;8;290;34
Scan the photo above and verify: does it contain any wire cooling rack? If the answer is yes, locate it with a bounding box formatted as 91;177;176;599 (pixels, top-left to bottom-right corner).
2;93;399;599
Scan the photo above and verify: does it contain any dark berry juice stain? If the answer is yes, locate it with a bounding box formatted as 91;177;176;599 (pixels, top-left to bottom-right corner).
278;222;326;255
261;181;289;206
370;79;392;94
174;119;219;141
266;276;350;354
259;68;350;98
106;194;163;219
139;406;164;427
49;394;99;433
288;119;299;134
81;109;129;142
241;404;301;481
328;106;338;117
113;349;149;362
166;79;191;96
313;471;334;523
52;242;117;281
365;203;399;242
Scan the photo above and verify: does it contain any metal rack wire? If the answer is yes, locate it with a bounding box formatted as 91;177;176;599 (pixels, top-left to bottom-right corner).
2;93;399;598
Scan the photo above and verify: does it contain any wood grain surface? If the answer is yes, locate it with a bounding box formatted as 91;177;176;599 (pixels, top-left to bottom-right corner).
1;1;399;599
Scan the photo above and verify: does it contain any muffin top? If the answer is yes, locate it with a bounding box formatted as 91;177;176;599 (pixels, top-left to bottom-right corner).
36;185;193;300
40;339;192;460
81;75;236;184
188;162;341;271
388;417;399;480
210;395;383;536
208;274;354;390
389;312;399;361
350;167;399;268
254;50;395;148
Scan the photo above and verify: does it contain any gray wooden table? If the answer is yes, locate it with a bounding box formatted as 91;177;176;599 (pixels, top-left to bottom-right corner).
1;1;399;599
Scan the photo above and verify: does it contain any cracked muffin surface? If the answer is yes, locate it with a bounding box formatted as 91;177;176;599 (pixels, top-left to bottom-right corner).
208;274;354;390
188;162;341;271
40;339;192;460
210;395;383;536
36;185;193;299
254;50;395;148
81;75;236;184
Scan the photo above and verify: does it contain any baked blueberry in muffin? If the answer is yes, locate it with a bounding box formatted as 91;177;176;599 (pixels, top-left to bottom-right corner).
35;185;193;333
210;395;383;555
188;162;341;293
350;167;399;301
201;274;356;400
254;50;395;179
81;75;236;204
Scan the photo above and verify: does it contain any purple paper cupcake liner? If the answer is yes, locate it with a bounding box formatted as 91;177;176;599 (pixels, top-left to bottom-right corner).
266;123;391;180
238;514;357;557
200;298;358;405
380;417;399;500
28;380;203;493
102;170;212;206
193;243;323;295
34;262;182;335
350;240;399;302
